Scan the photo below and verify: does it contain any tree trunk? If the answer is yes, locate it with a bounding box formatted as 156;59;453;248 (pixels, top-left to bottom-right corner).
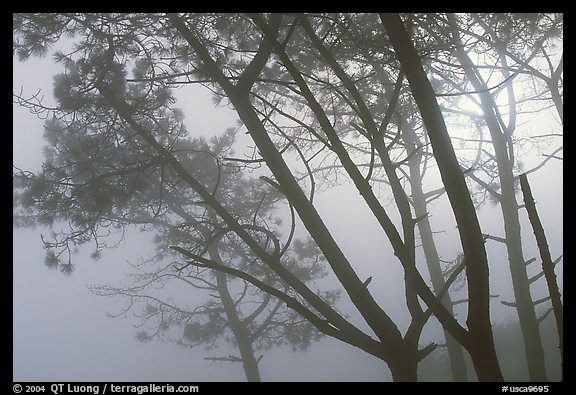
403;122;468;381
519;173;563;380
549;82;563;124
388;351;419;382
401;119;469;381
446;13;547;381
547;52;563;124
208;246;262;382
380;13;503;382
413;197;468;381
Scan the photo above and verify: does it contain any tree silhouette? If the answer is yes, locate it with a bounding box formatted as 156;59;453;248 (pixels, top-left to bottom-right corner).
13;13;562;381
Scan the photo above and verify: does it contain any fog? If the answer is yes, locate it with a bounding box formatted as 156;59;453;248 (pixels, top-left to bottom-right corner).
13;16;562;383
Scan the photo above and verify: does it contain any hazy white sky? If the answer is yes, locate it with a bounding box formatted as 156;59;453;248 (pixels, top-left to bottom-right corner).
13;25;563;382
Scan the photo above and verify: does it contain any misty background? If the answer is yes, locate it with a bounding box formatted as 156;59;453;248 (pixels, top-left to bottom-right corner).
13;16;562;382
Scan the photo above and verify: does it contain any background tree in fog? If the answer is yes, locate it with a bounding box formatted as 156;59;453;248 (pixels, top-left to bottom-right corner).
13;13;562;381
84;134;333;382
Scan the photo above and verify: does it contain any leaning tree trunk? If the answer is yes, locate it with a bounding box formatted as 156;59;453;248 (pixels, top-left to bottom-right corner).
380;13;503;382
519;173;563;380
447;13;547;381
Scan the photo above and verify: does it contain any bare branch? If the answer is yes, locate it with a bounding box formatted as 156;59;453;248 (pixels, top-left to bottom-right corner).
435;73;517;97
204;355;243;363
